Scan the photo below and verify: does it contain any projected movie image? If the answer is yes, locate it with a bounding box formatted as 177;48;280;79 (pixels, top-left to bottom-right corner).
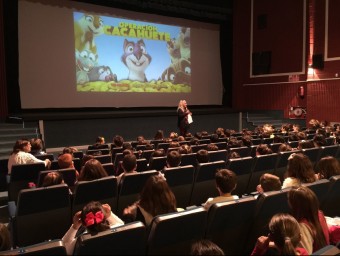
74;12;191;93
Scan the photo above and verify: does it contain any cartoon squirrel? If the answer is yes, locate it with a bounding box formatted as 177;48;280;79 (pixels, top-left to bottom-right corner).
176;27;190;61
121;39;152;82
76;49;98;84
74;13;104;54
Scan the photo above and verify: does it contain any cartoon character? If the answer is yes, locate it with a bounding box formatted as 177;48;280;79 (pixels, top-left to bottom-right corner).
161;58;191;85
166;38;181;63
88;66;117;82
121;39;152;82
176;27;190;61
74;13;104;54
76;49;98;84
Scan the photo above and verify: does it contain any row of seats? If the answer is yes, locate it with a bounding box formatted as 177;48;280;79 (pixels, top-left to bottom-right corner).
3;175;340;255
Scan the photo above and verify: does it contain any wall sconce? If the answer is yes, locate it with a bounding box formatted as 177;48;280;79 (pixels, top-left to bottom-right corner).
308;64;314;76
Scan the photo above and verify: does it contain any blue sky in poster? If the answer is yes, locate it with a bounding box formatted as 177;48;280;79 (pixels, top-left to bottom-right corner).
74;12;183;82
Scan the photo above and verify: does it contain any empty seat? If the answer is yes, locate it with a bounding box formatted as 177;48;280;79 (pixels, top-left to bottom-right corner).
101;162;115;176
208;149;227;162
321;175;340;217
72;176;118;216
0;239;67;255
225;156;254;197
8;162;46;202
180;153;197;168
136;158;148;173
73;222;147;255
205;196;257;255
116;170;158;217
162;165;195;208
9;184;72;247
246;153;279;194
147;207;208;255
190;160;226;206
93;154;112;164
148;156;167;171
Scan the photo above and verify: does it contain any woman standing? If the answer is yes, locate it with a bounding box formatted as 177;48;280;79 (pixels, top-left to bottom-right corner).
177;100;192;137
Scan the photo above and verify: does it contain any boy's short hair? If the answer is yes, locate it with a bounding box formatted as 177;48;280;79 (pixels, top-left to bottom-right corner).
259;173;281;192
215;169;237;194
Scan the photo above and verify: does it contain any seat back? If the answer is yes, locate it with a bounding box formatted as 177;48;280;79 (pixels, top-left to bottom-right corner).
319;145;339;160
93;154;112;164
86;148;110;156
73;151;84;160
302;179;330;207
247;153;279;194
191;144;208;153
117;170;158;217
101;162;115;176
227;146;251;158
162;165;195;208
13;184;71;247
141;149;155;163
244;188;292;254
148;156;167;171
136;158;148;173
37;168;77;188
34;154;55;161
302;147;322;167
190;160;226;206
87;144;109;150
72;176;118;215
205;196;257;255
225;156;254;197
8;162;46;202
321;175;340;217
269;143;283;153
208;149;227;162
0;239;67;255
147;207;207;255
214;141;227;150
157;142;170;151
180;153;197;168
74;222;147;255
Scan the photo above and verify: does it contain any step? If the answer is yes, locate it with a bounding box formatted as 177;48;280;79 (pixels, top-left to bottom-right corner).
0;133;39;141
0;128;37;134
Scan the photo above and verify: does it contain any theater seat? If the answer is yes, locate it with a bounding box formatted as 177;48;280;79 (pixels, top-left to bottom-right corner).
205;196;257;255
0;239;67;255
73;221;147;255
9;184;71;247
147;207;207;255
